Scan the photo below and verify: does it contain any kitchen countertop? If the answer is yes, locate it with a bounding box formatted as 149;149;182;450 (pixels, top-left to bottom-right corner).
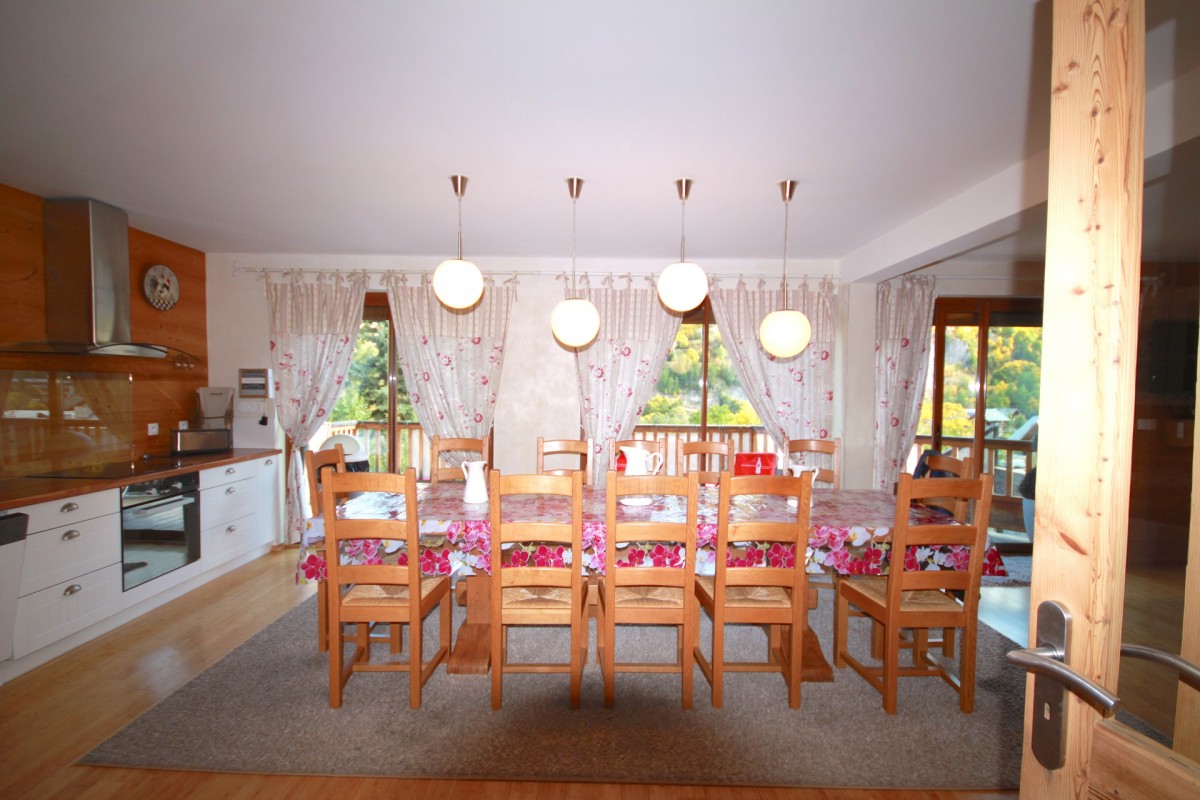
0;448;283;512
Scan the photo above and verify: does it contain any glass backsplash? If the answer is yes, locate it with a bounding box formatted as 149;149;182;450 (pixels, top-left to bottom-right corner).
0;370;134;478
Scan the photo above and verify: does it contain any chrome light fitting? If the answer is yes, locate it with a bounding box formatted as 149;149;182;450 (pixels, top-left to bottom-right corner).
432;174;484;309
657;178;708;312
758;179;812;358
551;177;601;348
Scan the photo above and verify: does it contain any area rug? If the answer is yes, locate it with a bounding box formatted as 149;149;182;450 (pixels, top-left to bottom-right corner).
985;554;1032;586
81;593;1026;788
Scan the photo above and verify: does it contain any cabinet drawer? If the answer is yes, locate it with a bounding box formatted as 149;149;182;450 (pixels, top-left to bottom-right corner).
21;489;120;534
200;461;259;490
202;513;255;564
13;563;122;659
19;513;120;597
202;479;257;529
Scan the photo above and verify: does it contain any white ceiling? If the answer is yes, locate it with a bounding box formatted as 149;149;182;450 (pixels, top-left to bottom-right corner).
1;1;1197;268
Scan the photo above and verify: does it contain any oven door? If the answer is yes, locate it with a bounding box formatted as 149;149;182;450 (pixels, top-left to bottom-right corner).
121;491;200;591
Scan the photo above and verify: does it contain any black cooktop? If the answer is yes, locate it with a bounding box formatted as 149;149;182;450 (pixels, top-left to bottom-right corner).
29;457;192;481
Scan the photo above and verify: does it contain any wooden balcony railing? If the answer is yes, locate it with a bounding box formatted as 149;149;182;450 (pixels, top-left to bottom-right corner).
910;434;1036;500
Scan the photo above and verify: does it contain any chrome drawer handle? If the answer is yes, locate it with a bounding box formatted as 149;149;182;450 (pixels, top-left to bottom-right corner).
226;525;237;534
63;584;82;596
61;502;79;513
225;467;236;475
61;529;81;541
225;487;236;495
265;458;273;465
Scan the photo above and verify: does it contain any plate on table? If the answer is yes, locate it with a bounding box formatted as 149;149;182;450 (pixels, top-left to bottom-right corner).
619;495;652;507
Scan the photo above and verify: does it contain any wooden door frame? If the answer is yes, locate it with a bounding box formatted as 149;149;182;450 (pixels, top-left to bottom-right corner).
1023;0;1146;794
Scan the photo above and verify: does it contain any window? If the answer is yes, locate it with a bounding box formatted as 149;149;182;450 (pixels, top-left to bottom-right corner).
639;300;764;454
309;292;419;472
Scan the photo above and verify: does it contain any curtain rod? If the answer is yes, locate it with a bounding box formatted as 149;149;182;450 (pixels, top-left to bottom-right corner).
232;263;836;282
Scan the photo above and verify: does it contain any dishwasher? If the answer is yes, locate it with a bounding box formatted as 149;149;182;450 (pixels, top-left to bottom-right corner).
0;512;28;662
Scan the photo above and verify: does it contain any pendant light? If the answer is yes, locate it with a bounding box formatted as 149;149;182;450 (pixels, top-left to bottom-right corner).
758;179;812;358
657;178;708;312
551;177;600;347
432;174;484;309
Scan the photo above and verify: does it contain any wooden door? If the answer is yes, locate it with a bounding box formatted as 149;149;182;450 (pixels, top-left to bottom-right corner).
1023;0;1200;796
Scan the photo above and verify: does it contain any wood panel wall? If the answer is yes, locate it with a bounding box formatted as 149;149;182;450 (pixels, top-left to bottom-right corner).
0;182;209;461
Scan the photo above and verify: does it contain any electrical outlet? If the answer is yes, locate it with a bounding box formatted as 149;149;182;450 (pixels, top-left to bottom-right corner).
177;421;188;430
148;422;159;436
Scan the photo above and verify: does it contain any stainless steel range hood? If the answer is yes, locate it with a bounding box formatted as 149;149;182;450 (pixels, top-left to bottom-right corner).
0;198;197;361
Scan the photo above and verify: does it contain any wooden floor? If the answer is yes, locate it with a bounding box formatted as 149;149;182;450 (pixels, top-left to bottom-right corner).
0;549;1018;800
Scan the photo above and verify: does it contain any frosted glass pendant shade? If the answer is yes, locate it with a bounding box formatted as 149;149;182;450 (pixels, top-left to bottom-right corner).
551;297;600;347
657;261;708;312
759;308;812;358
433;258;483;309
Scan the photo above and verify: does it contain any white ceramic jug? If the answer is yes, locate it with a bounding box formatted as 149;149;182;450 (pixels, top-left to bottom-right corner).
786;463;819;507
621;446;664;477
461;460;489;505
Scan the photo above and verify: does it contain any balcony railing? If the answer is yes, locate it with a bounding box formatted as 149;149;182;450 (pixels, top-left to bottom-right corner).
910;434;1036;501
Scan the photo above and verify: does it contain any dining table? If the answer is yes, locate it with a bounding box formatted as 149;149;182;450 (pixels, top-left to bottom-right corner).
296;481;1009;679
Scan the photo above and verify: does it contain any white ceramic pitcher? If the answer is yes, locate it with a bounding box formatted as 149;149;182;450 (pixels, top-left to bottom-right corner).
621;446;664;477
461;460;489;505
786;463;819;507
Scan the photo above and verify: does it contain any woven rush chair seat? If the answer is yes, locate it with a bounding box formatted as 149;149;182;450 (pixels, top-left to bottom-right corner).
501;585;576;608
695;577;792;608
342;578;448;607
612;585;685;608
837;577;966;613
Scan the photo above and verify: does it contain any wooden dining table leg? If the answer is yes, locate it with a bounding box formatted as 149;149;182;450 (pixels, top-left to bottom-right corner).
447;574;492;674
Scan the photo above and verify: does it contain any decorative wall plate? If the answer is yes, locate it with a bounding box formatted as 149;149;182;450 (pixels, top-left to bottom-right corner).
143;264;180;311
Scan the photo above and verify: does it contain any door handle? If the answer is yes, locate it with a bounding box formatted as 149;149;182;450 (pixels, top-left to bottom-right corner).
1008;601;1200;771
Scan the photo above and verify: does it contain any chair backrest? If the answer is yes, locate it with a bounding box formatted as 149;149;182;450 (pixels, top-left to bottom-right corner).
430;435;489;484
888;472;994;611
677;440;730;483
714;470;813;597
536;436;594;484
609;437;665;471
322;468;420;594
489;471;584;601
786;438;841;489
919;454;974;520
304;444;346;516
605;469;698;590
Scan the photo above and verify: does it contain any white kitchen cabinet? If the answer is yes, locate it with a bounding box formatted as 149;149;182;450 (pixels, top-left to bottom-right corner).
10;489;121;659
200;455;276;568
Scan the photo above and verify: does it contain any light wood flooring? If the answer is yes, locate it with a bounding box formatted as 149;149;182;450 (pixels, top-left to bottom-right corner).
0;549;1022;800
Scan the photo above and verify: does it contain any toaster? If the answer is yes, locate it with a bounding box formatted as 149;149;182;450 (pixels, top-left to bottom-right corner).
171;428;232;455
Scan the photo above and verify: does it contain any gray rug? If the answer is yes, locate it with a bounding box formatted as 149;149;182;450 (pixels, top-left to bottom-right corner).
985;554;1032;586
81;591;1026;788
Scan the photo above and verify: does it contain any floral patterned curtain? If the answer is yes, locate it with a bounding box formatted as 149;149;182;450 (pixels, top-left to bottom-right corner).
872;273;936;490
383;274;515;461
267;270;368;545
573;275;680;485
709;277;837;452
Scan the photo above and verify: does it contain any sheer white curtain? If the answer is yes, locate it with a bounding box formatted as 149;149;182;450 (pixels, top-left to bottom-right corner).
709;277;837;451
267;270;368;545
573;275;680;485
872;273;936;490
383;274;515;455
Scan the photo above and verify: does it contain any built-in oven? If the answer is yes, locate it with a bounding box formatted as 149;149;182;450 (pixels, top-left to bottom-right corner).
121;472;200;591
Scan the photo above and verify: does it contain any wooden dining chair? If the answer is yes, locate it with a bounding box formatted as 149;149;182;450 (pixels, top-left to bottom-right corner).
304;445;346;653
322;468;451;709
694;469;813;708
786;437;841;489
489;470;587;709
609;437;665;471
536;436;594;483
833;471;994;714
430;435;489;484
676;440;729;483
598;469;700;708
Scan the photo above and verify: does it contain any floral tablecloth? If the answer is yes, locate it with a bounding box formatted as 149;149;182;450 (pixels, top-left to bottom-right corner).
296;483;1008;583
